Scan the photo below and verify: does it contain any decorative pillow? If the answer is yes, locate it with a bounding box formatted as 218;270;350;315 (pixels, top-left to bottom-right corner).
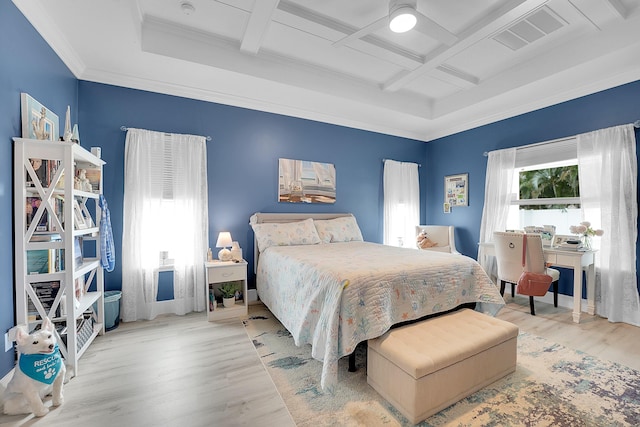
251;218;321;252
314;216;364;243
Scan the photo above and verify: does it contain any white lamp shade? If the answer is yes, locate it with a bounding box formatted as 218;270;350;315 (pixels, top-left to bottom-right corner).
389;7;417;33
216;232;233;248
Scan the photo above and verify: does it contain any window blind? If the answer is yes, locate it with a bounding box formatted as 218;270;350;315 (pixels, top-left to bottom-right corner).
514;137;577;168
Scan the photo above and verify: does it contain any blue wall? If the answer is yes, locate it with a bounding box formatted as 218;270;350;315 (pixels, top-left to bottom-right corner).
0;1;78;378
4;0;640;380
77;82;428;295
425;80;640;295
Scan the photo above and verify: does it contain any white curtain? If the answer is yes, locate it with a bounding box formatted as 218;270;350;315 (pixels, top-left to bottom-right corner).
577;124;639;326
122;129;208;321
477;148;516;278
383;160;419;247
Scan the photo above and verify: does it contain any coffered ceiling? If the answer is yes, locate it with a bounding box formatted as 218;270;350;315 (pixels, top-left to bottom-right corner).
13;0;640;142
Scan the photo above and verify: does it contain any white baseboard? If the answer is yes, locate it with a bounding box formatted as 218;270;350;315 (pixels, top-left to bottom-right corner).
1;368;14;388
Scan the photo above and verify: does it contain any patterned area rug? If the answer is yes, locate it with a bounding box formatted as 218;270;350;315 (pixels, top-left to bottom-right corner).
243;307;640;427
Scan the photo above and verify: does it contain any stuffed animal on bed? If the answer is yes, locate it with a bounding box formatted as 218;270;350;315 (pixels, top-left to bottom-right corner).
416;230;438;249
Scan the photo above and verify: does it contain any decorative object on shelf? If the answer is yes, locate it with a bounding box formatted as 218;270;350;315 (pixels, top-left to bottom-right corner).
216;231;233;261
20;93;59;141
278;158;336;204
77;169;92;192
444;173;468;207
230;241;242;261
569;221;603;251
71;124;80;144
73;200;85;229
218;282;237;308
63;106;73;142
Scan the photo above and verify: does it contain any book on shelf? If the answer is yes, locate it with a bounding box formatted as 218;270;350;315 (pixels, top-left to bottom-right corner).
27;281;61;322
27;248;64;274
25;158;61;189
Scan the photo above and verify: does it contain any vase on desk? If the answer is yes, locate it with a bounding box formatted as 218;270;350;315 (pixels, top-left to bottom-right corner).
582;235;593;250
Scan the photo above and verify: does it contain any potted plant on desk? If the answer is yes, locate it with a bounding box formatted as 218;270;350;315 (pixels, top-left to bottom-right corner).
218;282;237;308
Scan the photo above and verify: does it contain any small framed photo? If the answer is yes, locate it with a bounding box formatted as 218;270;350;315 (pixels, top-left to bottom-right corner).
443;202;451;213
552;234;579;247
21;93;59;141
444;173;468;207
74;237;83;266
73;200;87;229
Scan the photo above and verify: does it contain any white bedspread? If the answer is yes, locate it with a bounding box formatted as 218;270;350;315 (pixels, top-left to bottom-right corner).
256;241;504;392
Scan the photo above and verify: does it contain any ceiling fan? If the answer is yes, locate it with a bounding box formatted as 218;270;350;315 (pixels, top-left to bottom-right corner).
333;0;457;48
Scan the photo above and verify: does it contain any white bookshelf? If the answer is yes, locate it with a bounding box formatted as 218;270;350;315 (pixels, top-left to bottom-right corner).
13;138;106;375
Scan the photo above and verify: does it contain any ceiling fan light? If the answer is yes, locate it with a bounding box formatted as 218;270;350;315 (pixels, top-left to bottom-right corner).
389;6;417;33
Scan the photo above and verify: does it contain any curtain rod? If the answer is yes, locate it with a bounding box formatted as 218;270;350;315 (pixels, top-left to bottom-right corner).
383;158;422;167
120;126;211;141
483;120;640;157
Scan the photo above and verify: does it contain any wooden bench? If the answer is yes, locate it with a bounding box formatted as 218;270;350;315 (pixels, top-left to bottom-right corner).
367;308;518;424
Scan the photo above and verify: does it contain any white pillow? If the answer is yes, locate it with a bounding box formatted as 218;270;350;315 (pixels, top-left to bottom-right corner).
251;218;321;252
314;216;364;243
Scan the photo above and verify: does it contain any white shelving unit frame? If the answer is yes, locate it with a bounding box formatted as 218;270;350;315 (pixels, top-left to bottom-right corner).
13;138;106;375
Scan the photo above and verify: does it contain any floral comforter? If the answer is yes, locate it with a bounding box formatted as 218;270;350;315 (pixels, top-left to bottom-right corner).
256;241;504;392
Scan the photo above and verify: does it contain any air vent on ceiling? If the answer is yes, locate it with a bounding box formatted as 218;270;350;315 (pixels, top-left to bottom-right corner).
493;7;564;51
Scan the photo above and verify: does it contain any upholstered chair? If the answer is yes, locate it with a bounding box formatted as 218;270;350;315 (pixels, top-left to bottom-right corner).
415;225;460;254
493;231;560;315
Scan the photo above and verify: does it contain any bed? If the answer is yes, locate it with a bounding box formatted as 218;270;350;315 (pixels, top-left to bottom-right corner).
250;212;505;392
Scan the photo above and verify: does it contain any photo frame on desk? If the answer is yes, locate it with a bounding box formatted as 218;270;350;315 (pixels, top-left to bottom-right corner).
552;234;582;250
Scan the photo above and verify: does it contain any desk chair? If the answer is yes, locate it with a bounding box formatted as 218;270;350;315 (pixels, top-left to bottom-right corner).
493;231;559;315
415;225;460;254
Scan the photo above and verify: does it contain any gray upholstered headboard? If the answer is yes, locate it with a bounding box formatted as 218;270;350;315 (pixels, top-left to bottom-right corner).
249;212;354;272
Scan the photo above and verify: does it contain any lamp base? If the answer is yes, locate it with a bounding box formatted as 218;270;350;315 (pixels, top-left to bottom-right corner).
218;248;232;261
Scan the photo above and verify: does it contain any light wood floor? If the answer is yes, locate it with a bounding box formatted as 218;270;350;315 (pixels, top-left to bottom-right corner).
1;298;639;426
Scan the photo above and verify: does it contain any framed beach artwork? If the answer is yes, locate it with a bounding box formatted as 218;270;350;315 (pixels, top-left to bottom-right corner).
444;173;468;207
278;158;336;204
21;93;59;141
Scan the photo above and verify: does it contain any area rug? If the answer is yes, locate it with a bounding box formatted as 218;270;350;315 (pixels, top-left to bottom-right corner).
243;307;640;427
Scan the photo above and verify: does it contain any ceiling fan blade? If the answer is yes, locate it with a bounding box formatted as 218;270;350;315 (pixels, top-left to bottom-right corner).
333;16;388;48
414;12;458;46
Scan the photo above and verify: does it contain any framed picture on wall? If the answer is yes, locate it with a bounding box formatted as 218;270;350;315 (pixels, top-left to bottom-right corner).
20;93;59;141
444;173;468;207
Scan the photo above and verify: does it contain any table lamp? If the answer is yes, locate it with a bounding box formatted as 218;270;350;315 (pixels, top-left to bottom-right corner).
216;232;233;261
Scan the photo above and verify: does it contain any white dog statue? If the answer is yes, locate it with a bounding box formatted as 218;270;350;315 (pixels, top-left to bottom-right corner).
2;318;66;417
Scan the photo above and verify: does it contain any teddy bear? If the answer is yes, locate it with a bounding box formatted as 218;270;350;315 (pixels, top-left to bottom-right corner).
416;230;438;249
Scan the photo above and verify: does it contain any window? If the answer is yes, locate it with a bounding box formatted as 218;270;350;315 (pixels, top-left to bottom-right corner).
505;139;582;235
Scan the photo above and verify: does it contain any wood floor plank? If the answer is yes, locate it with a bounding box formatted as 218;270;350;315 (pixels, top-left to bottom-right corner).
0;312;295;427
2;298;638;426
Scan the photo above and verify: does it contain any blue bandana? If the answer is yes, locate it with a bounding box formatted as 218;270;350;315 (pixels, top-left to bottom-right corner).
18;344;62;385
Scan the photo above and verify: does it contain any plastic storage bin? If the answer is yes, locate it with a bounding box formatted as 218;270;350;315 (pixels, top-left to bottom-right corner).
103;290;122;331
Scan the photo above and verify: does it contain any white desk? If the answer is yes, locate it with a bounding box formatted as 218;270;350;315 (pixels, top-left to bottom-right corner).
479;243;596;323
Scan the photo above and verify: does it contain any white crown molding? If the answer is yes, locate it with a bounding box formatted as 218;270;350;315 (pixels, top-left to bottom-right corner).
12;0;86;77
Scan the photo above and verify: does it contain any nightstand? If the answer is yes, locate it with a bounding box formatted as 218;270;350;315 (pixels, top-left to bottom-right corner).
205;260;248;321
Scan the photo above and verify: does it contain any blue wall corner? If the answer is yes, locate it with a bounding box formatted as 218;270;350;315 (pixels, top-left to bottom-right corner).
0;1;78;378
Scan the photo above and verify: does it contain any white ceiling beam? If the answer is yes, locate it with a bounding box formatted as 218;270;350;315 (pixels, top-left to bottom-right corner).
606;0;629;19
383;0;549;92
414;13;458;46
240;0;280;55
332;16;387;48
141;16;433;120
434;65;479;88
276;1;422;67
